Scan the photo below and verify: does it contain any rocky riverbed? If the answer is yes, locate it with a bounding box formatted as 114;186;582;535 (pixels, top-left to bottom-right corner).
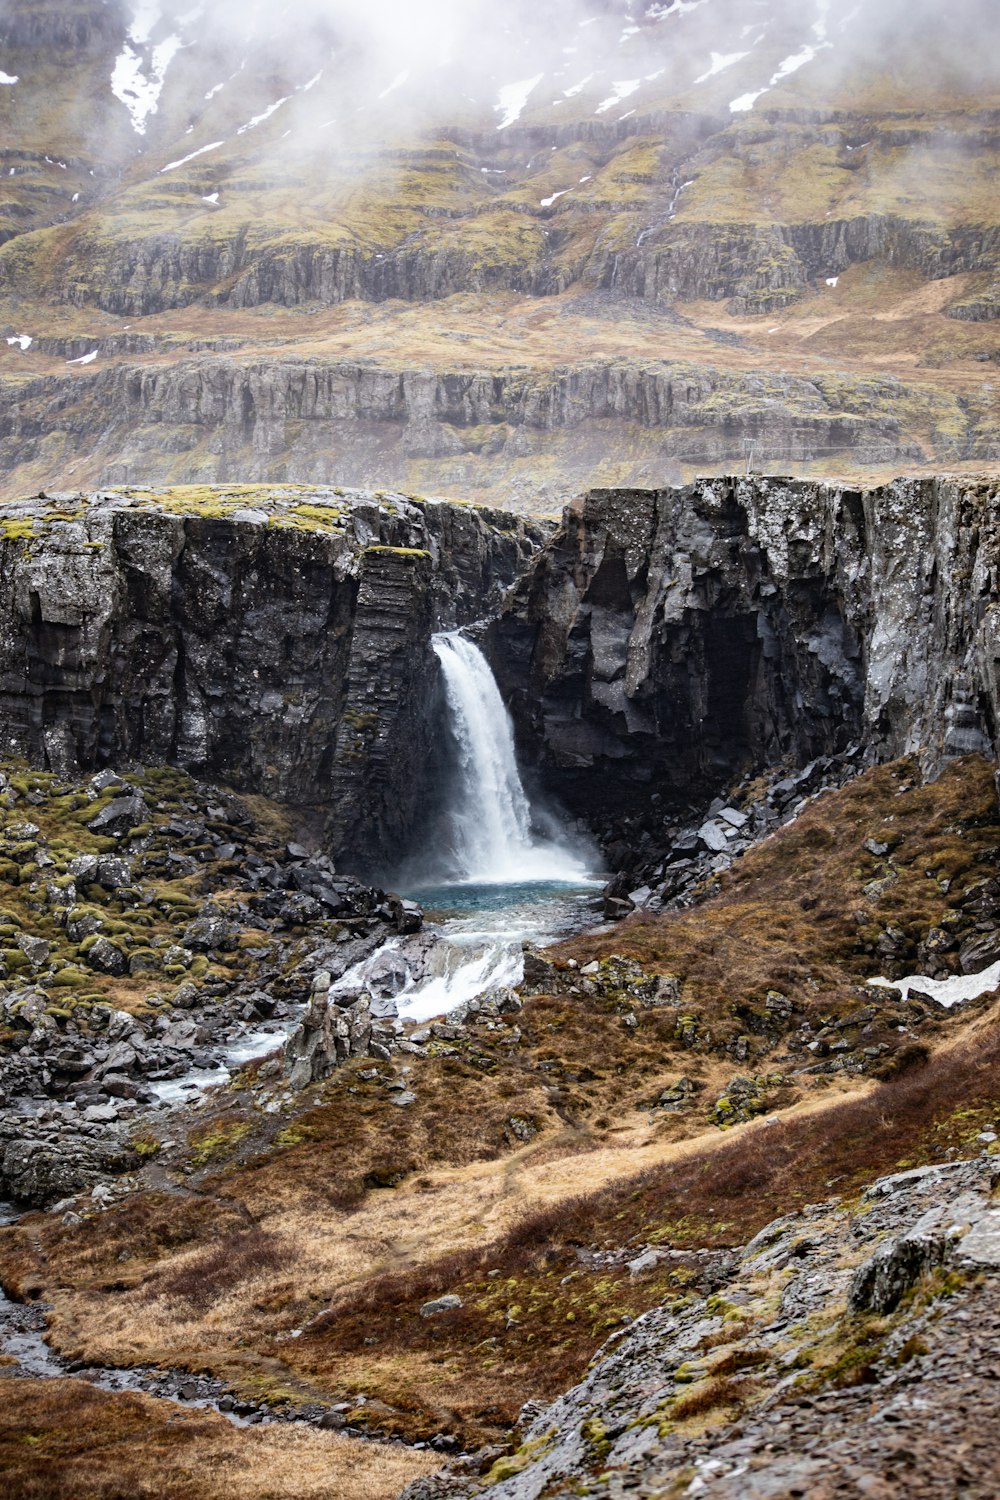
0;757;421;1208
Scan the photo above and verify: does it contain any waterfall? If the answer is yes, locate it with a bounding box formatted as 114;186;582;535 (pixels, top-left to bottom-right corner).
432;632;590;884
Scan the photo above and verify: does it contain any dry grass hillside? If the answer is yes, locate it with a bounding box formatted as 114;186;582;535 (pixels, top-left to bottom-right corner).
4;754;1000;1494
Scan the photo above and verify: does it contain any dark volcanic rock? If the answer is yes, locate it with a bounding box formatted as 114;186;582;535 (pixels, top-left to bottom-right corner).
0;489;547;875
490;474;1000;826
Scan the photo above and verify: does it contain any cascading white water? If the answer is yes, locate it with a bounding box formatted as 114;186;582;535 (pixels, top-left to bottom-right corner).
432;632;589;884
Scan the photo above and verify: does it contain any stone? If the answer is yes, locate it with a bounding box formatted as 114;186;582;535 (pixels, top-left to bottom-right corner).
849;1222;951;1314
182;915;241;952
96;855;133;890
67;854;99;883
84;936;127;976
698;821;729;853
627;1249;668;1277
419;1295;462;1317
90;770;124;793
87;795;148;837
16;934;49;969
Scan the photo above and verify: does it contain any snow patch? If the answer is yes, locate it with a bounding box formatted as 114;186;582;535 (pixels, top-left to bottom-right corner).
825;275;839;286
237;97;289;134
111;3;183;136
731;0;831;112
377;70;409;100
646;0;709;17
6;335;31;351
540;189;569;207
205;81;225;100
160;140;224;173
67;351;98;367
495;75;543;129
595;78;640;114
870;961;1000;1011
300;71;323;92
0;72;18;86
695;50;749;84
563;73;594;97
202;192;220;204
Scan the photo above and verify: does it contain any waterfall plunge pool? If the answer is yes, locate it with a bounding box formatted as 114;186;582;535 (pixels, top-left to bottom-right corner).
391;878;604;1022
350;632;606;1023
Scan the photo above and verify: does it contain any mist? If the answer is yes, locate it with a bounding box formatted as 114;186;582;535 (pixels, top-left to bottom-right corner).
89;0;997;168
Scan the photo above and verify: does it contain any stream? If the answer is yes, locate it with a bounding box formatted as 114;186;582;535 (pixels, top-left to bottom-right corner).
0;631;603;1417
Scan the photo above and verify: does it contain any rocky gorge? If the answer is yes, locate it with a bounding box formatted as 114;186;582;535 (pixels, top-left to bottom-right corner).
1;478;1000;1497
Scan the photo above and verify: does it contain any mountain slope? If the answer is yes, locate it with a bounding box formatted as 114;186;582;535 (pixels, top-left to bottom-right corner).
0;0;997;507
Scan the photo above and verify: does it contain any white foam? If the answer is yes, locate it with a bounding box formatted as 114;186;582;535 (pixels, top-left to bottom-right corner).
160;140;224;173
496;74;544;129
870;961;1000;1011
595;78;640;114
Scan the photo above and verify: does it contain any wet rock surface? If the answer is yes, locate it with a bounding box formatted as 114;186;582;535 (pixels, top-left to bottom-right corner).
0;760;420;1207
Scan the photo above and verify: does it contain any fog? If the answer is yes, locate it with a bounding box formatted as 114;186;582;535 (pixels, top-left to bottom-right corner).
106;0;995;154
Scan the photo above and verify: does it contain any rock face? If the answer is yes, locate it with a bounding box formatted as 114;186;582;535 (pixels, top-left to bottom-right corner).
407;1156;1000;1500
491;474;1000;822
0;489;547;874
3;358;987;512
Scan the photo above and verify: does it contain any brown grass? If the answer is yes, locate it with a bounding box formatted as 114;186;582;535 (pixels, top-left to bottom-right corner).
0;1378;437;1500
2;757;998;1449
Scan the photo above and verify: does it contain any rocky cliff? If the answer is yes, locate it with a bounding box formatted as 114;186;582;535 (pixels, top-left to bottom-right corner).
2;475;999;882
491;474;1000;826
6;356;982;515
0;486;547;875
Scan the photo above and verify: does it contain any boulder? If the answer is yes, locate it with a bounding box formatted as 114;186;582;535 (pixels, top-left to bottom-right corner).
419;1295;462;1317
87;795;148;837
84;936;127;976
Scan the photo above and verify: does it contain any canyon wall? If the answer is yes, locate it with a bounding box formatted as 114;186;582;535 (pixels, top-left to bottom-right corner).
491;474;1000;822
0;488;547;875
0;476;997;881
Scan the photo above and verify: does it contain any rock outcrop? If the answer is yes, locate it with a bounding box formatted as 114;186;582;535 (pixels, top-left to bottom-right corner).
491;474;1000;824
0;488;548;874
406;1156;1000;1500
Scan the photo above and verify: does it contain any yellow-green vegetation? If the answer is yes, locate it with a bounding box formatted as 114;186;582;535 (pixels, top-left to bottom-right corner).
0;760;296;1025
188;1119;253;1168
